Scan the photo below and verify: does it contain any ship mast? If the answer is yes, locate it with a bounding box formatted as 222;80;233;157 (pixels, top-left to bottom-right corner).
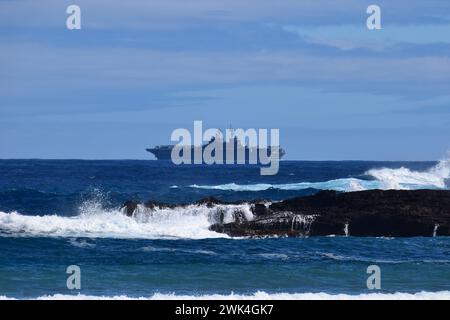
228;124;235;143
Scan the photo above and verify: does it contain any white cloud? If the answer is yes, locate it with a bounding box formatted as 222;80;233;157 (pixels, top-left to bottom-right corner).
2;42;450;101
283;24;450;51
2;0;450;30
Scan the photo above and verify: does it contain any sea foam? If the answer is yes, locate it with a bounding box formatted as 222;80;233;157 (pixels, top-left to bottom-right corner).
190;156;450;192
1;290;450;300
0;201;254;239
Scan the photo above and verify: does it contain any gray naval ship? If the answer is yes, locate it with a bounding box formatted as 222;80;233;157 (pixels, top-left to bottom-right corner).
146;136;285;163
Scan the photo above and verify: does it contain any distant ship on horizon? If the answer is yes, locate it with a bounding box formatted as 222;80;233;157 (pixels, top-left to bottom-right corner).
146;136;286;163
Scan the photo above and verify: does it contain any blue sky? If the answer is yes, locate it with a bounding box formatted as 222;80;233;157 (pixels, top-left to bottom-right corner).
1;0;449;160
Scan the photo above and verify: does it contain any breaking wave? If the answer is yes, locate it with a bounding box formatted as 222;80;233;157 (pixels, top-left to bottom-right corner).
190;179;376;192
2;291;450;300
366;157;449;189
0;200;254;239
190;157;450;192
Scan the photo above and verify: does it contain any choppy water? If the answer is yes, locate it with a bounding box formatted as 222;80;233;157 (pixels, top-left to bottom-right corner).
0;159;449;299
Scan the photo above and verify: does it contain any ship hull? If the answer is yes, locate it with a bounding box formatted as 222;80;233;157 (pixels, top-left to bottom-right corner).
146;147;285;163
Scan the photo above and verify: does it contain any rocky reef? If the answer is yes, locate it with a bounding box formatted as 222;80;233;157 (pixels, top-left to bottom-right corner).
123;189;450;237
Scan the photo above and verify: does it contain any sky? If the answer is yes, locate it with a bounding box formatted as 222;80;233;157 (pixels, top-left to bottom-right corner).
0;0;450;160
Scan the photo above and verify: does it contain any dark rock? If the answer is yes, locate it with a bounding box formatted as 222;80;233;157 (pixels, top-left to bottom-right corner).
210;212;301;237
143;201;174;210
122;200;174;216
123;200;138;217
252;203;269;217
122;190;450;237
195;197;222;207
212;189;450;237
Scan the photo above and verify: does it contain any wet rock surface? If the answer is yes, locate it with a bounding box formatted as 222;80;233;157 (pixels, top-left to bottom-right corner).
123;189;450;237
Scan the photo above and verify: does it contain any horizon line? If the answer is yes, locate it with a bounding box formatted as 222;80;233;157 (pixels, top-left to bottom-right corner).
0;158;440;162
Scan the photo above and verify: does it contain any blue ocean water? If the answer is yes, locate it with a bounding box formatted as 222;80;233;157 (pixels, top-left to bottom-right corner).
0;159;449;299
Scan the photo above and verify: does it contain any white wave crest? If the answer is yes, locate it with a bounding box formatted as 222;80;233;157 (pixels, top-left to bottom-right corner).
190;156;450;192
2;290;450;300
0;202;254;239
190;178;380;192
366;157;450;190
140;246;217;255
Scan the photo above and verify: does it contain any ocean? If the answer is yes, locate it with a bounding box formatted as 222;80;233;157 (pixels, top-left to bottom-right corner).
0;159;449;300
